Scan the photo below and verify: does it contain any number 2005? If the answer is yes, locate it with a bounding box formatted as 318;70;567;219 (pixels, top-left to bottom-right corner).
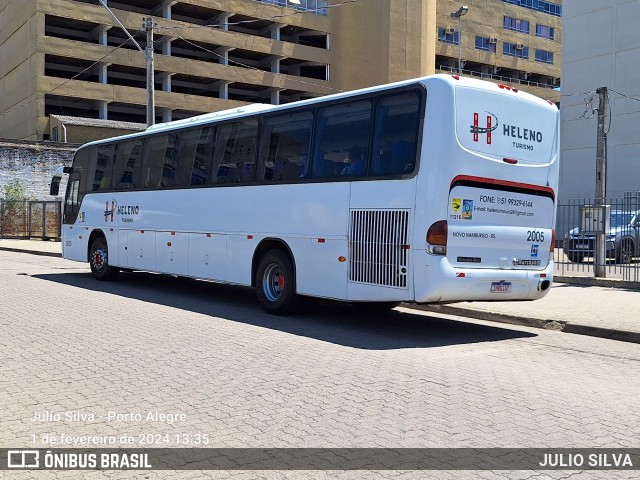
527;230;545;242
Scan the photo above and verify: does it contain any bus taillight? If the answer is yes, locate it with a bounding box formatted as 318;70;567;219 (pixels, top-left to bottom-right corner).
427;220;448;255
550;229;556;252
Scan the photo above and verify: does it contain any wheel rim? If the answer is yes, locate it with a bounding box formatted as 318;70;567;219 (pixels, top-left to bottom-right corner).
622;242;633;263
92;246;107;272
262;263;285;302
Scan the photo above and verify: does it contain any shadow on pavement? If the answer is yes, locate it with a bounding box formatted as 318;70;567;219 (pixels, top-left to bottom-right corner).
32;270;537;350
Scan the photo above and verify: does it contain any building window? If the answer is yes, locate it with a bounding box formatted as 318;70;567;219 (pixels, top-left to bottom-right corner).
536;24;555;39
502;0;562;17
535;49;554;64
503;43;529;59
475;36;497;53
52;127;59;142
504;16;530;34
438;27;460;45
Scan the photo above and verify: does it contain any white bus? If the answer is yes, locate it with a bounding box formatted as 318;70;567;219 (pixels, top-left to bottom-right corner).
51;74;559;315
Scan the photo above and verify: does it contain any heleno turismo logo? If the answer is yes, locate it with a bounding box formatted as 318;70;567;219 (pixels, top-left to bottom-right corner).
470;111;498;144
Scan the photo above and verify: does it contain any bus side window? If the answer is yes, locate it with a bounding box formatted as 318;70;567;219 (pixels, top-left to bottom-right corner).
260;111;312;182
160;133;180;187
214;120;258;184
141;135;168;188
189;127;214;186
312;100;372;179
112;140;144;189
92;145;113;191
371;91;420;176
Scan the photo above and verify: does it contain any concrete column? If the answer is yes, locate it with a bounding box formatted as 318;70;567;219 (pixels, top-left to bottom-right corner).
162;0;172;19
98;26;109;46
98;101;108;120
162;38;172;56
217;47;231;66
98;64;108;84
157;72;173;92
270;89;280;105
218;13;231;31
160;108;173;123
219;82;230;100
270;24;282;41
271;57;280;74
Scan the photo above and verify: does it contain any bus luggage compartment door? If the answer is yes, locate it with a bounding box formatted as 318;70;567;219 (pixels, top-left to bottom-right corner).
156;231;188;276
123;229;156;272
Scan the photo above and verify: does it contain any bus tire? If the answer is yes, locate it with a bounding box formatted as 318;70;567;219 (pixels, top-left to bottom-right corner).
256;249;298;315
89;236;119;281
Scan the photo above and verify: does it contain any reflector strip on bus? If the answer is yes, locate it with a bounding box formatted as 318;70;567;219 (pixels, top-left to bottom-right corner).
450;175;555;200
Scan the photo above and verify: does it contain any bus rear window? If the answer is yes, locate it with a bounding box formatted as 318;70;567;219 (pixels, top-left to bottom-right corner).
455;86;558;165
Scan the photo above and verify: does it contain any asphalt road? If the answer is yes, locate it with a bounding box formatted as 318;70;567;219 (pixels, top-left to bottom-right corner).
1;250;639;479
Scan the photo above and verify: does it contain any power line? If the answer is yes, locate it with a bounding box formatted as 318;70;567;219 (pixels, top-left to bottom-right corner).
560;91;597;98
609;88;640;103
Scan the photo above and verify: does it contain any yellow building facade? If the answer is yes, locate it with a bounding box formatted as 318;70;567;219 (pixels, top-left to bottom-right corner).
0;0;559;142
436;0;561;102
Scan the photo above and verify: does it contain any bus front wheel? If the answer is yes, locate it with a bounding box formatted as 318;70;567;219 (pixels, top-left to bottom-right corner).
256;250;298;315
89;236;119;281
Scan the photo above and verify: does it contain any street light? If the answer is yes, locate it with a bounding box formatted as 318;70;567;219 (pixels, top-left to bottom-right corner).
450;5;469;75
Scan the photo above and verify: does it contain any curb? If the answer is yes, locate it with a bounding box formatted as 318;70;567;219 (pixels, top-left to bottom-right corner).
406;303;566;331
406;303;640;345
0;246;62;258
555;275;640;291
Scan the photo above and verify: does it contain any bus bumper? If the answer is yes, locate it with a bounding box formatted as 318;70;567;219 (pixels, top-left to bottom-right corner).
413;251;554;304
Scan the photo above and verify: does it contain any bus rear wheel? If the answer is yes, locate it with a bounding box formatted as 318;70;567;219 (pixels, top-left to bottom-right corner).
89;236;119;281
256;249;298;315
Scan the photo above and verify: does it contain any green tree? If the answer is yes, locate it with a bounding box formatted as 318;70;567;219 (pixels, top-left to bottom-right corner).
3;180;27;202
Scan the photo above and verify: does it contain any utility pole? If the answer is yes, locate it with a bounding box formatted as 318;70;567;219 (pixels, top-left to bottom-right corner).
594;86;608;277
144;17;156;127
98;1;155;127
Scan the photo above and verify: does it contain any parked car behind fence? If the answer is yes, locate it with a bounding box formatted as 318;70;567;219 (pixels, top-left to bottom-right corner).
563;209;640;264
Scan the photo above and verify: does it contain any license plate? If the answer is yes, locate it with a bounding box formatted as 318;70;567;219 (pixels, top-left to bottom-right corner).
575;244;590;250
490;281;512;293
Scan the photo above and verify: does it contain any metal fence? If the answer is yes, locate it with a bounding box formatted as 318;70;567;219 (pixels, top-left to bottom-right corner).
0;200;61;240
556;192;640;281
436;65;558;90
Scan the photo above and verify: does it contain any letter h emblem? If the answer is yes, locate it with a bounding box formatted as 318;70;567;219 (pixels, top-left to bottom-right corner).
471;112;495;144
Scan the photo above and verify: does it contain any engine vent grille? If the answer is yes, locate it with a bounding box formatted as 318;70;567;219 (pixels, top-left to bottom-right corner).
349;209;409;288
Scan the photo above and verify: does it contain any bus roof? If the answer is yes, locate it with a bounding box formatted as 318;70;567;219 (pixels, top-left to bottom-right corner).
77;74;556;148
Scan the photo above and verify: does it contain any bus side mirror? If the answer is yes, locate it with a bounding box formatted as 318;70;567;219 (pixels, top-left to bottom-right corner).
50;177;61;196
